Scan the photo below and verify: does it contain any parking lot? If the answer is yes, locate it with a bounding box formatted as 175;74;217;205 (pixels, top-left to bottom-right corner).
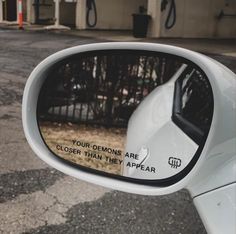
0;29;235;234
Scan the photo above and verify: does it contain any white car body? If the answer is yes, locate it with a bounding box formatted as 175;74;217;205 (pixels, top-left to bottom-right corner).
22;42;236;234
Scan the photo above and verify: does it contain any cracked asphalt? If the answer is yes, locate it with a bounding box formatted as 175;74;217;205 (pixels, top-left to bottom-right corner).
0;29;235;234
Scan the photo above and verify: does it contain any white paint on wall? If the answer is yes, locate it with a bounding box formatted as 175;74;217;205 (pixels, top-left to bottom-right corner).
76;0;86;29
147;0;161;37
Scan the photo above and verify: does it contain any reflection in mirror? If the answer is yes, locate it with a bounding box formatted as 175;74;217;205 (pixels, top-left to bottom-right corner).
37;50;213;185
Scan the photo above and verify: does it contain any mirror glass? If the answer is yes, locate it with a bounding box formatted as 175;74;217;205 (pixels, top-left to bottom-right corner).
37;50;213;185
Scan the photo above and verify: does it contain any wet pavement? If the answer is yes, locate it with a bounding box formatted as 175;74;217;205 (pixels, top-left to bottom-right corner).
0;29;235;234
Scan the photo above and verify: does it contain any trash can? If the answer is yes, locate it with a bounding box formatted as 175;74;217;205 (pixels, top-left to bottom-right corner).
132;14;151;38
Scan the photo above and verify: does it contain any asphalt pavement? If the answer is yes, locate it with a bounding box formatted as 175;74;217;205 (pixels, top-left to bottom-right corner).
0;29;235;234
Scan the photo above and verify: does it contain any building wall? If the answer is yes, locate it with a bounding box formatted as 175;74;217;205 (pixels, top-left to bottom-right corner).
212;0;236;38
92;0;147;30
148;0;236;38
25;0;236;38
23;0;27;21
27;0;147;29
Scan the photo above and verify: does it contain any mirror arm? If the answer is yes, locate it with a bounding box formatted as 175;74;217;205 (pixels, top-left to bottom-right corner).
190;183;236;234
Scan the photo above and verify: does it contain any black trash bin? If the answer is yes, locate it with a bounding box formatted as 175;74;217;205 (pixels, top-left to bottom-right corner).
132;14;151;38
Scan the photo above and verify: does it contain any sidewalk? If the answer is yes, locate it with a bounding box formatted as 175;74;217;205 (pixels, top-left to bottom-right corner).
1;22;236;57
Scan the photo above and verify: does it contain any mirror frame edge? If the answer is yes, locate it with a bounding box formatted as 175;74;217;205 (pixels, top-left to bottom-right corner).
22;42;231;196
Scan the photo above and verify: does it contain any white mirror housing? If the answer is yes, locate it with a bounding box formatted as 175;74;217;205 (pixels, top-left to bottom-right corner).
22;42;236;197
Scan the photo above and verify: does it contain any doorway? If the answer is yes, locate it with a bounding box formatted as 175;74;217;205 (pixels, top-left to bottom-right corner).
4;0;17;21
60;1;76;28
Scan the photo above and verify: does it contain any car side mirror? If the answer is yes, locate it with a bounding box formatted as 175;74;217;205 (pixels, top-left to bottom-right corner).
22;42;236;198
